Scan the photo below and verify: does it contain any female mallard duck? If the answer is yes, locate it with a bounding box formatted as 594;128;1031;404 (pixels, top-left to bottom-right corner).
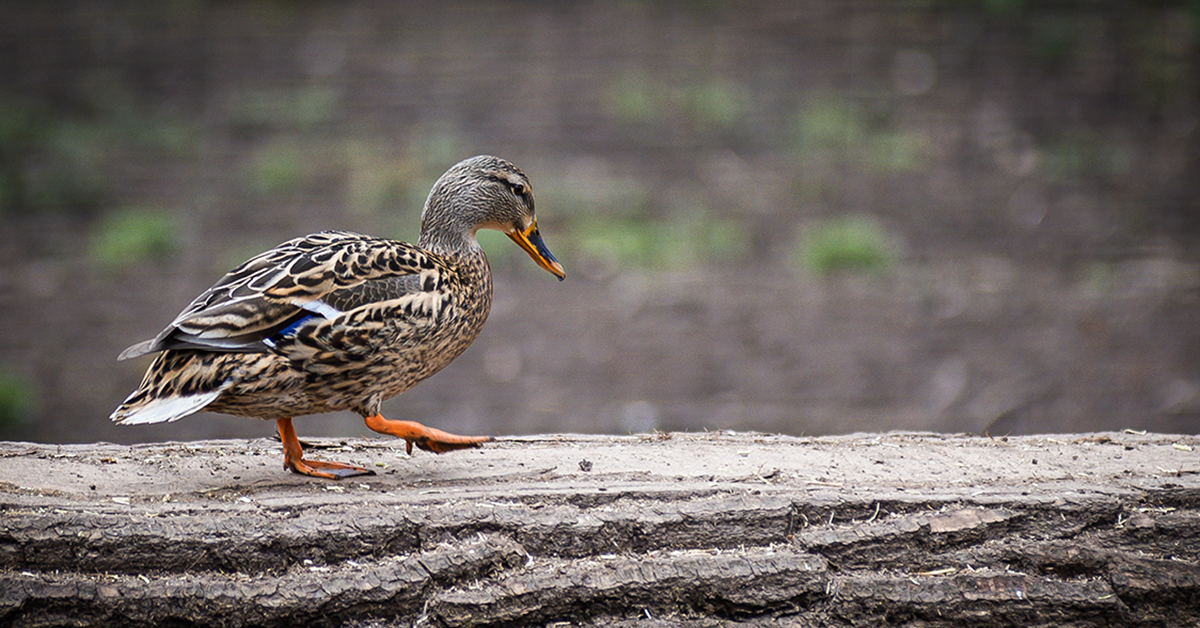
111;155;565;479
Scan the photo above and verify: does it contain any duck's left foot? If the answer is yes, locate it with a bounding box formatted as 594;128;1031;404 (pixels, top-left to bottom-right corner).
363;414;492;455
277;417;375;480
286;457;375;480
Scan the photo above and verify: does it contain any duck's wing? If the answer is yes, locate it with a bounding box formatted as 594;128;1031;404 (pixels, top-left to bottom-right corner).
118;230;443;360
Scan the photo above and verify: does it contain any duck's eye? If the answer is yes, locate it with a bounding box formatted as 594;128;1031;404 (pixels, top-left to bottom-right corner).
510;181;528;197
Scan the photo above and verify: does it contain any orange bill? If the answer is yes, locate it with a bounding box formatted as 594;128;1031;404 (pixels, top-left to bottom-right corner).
507;219;565;280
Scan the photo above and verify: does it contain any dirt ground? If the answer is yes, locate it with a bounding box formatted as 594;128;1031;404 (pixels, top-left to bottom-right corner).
3;430;1199;626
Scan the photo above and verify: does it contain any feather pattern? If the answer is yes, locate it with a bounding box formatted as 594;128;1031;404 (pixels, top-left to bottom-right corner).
118;231;440;359
111;155;564;429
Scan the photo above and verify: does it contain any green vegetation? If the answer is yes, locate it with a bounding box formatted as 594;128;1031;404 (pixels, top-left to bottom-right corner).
683;79;751;130
244;138;310;197
402;125;469;173
796;215;895;276
1040;130;1133;180
90;206;179;270
792;96;866;152
606;72;665;125
790;96;929;174
343;141;410;217
864;129;929;173
606;73;750;133
570;213;749;272
0;370;34;430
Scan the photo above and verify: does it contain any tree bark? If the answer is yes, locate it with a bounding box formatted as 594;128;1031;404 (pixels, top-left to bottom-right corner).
2;431;1198;627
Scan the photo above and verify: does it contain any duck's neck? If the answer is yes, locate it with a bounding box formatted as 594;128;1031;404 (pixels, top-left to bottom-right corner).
417;227;483;263
421;227;493;321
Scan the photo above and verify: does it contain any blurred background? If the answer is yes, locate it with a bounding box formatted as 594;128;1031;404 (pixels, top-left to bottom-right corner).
1;1;1198;445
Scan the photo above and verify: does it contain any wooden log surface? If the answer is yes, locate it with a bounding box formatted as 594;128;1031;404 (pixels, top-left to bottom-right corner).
2;431;1199;627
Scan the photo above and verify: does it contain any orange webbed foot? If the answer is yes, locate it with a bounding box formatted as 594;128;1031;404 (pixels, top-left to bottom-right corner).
287;457;375;480
276;418;375;480
363;414;492;455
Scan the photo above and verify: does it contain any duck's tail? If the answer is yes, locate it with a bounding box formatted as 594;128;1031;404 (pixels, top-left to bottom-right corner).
111;389;222;425
111;351;229;425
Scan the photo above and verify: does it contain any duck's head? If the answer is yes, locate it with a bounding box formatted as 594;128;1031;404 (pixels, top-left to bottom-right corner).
420;155;565;281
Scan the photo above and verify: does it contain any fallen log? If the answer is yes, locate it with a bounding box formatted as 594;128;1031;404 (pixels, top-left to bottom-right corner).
1;431;1198;627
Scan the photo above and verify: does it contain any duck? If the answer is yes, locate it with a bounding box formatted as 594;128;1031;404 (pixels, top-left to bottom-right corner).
111;155;565;479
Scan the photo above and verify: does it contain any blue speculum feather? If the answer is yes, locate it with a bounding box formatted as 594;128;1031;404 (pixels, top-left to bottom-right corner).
263;314;315;348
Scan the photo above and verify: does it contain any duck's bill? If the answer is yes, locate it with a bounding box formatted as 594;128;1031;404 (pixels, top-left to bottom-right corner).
508;221;566;280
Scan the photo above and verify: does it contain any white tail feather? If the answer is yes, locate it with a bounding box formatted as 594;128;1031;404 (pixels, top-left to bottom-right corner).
111;390;222;425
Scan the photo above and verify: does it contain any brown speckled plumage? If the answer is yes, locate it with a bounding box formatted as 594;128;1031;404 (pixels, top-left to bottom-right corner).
111;156;564;479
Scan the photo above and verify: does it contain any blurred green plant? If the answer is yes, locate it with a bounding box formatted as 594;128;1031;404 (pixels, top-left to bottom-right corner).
0;370;36;430
795;215;895;276
343;141;409;215
606;73;750;134
865;129;929;173
792;96;865;151
570;213;749;272
683;79;751;130
1040;130;1132;180
244;139;309;197
90;206;179;270
403;125;469;172
606;72;665;125
790;96;928;174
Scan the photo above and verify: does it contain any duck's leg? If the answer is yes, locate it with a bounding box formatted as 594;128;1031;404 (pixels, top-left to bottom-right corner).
276;417;374;480
363;414;492;455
